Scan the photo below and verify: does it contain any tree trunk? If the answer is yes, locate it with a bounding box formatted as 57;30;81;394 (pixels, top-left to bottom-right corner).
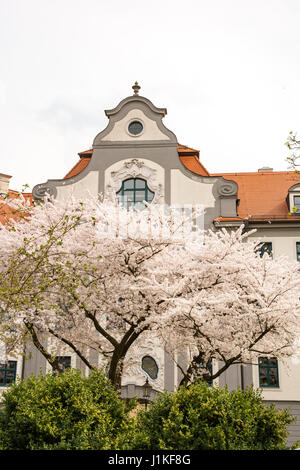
24;321;63;373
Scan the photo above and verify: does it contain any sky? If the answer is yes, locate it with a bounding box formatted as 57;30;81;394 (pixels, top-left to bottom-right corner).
0;0;300;191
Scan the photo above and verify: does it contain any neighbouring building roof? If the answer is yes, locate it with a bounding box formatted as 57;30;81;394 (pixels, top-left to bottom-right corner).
0;190;33;225
212;170;300;223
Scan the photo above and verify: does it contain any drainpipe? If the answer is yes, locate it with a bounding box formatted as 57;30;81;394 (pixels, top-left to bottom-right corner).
240;365;244;391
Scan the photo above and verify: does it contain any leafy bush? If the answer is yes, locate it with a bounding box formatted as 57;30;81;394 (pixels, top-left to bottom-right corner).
0;368;134;450
132;382;295;450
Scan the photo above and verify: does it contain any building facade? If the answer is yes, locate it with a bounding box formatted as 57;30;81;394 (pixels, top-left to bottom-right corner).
2;84;300;444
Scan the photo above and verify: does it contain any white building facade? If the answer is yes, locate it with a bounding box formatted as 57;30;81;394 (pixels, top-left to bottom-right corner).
2;85;300;445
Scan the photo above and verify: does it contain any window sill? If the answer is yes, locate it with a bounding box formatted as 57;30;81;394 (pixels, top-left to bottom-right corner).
259;387;281;391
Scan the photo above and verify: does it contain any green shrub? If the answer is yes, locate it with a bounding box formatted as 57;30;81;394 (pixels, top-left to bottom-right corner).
0;368;134;450
132;382;295;450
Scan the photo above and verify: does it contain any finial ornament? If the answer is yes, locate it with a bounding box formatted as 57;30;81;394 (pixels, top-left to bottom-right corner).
132;81;141;95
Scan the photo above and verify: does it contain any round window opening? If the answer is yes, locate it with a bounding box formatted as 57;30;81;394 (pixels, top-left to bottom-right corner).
142;355;158;380
128;120;143;136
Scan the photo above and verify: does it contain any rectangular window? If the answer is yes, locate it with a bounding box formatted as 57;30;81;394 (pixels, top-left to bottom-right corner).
194;359;213;386
0;361;17;387
294;196;300;213
54;356;71;373
296;242;300;262
256;242;273;258
258;357;279;388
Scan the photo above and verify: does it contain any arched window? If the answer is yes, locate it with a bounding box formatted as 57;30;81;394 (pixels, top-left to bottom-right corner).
116;178;155;210
142;355;158;380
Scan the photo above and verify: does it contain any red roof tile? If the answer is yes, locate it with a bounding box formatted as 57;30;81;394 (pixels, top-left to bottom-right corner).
179;155;210;176
64;157;91;179
0;191;33;225
212;171;300;221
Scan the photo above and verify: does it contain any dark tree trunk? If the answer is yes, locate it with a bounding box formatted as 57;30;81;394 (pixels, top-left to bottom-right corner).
24;321;63;372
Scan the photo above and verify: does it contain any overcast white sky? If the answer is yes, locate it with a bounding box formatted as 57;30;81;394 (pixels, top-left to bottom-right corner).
1;0;300;191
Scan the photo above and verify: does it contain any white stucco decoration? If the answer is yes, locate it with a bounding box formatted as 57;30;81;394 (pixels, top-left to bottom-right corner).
122;336;165;392
106;158;164;204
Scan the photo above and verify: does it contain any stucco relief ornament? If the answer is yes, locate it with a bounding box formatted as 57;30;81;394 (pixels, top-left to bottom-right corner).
106;158;163;203
122;338;164;392
32;183;56;201
217;181;238;197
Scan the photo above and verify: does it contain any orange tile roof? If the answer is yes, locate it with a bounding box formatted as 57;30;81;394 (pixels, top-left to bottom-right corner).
178;144;199;155
78;149;93;156
0;191;33;225
212;171;300;221
179;155;210;177
64;157;91;179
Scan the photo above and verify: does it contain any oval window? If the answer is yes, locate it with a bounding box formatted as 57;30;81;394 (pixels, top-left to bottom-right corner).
142;355;158;380
128;121;143;136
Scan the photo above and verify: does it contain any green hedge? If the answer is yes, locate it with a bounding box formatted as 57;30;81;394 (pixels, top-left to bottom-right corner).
0;373;296;450
0;368;134;450
132;382;295;450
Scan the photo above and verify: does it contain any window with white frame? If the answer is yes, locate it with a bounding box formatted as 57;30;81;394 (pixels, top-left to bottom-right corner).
293;196;300;213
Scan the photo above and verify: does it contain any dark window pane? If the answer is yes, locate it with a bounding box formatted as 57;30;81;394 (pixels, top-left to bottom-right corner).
293;196;300;213
269;370;278;384
128;121;143;135
256;242;272;258
123;179;134;190
135;192;145;202
259;368;268;385
194;359;213;386
0;361;17;386
0;371;5;384
142;356;158;380
5;371;15;384
135;179;146;189
259;357;268;365
55;356;71;373
259;357;279;387
124;191;134;202
294;196;300;205
296;242;300;262
117;178;155;210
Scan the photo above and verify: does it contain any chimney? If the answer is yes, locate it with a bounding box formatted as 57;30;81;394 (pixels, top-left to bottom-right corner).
0;173;12;195
258;166;273;173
